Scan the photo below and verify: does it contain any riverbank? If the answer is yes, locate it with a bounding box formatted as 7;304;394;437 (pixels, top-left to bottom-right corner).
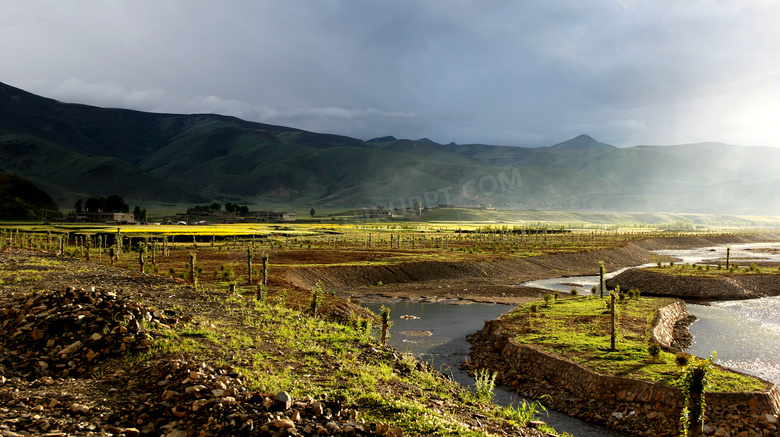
607;268;780;300
313;233;780;305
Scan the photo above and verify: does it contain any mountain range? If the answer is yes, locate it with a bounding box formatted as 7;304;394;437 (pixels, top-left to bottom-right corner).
1;81;778;215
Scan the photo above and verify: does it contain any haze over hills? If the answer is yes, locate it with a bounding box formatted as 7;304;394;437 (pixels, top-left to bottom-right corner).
1;81;779;215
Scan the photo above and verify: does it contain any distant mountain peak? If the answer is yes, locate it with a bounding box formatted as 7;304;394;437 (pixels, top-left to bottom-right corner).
416;138;441;146
366;136;397;143
551;134;615;150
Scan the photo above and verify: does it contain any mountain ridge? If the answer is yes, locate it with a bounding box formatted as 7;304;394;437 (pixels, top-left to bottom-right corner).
1;81;778;215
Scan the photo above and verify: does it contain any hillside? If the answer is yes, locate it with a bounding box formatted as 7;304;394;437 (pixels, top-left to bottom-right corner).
1;81;779;215
0;173;60;220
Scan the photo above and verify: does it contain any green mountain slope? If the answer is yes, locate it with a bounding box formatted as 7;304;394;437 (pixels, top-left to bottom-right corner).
1;81;778;215
0;173;60;220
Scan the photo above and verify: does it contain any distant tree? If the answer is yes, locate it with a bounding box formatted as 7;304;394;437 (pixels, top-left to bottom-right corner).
74;199;83;213
85;196;106;212
105;194;129;212
238;205;249;215
310;208;316;217
413;200;422;215
225;202;237;213
133;205;142;220
209;202;222;211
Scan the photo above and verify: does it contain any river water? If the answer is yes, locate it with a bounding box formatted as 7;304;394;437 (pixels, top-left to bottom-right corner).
360;242;780;436
362;300;625;437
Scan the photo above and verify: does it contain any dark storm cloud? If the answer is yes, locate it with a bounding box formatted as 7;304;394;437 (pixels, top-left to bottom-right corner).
2;1;779;147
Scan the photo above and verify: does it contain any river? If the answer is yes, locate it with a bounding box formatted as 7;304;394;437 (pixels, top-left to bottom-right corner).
360;242;780;436
361;300;626;437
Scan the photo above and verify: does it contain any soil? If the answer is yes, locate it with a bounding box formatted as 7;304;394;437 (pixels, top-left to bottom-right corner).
319;233;780;305
607;268;780;301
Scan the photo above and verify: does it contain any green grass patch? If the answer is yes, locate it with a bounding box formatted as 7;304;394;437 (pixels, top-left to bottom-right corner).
503;296;765;392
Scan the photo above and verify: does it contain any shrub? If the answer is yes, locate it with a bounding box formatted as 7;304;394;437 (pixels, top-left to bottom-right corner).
628;288;641;300
675;352;691;368
543;294;555;307
647;339;661;362
310;281;324;315
570;288;578;296
529;303;540;313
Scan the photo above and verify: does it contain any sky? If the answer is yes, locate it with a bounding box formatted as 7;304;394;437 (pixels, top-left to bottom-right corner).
2;0;780;148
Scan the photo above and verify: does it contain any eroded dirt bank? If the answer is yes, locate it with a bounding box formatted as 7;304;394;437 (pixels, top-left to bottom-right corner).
285;233;780;304
607;268;780;300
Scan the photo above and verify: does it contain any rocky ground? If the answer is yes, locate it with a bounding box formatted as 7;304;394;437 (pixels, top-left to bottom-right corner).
0;247;548;437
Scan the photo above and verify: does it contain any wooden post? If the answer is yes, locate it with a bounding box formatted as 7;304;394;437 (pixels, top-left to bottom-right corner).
380;305;390;346
247;246;254;284
190;253;197;287
262;254;269;287
610;287;617;351
599;261;606;298
726;246;731;269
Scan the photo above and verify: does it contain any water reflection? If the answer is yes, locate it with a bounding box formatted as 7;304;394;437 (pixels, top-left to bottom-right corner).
688;296;780;385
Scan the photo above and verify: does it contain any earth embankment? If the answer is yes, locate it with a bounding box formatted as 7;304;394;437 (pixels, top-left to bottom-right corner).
607;268;780;300
285;233;780;303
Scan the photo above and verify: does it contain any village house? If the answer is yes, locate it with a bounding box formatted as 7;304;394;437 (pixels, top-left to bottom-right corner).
70;212;135;224
245;210;296;222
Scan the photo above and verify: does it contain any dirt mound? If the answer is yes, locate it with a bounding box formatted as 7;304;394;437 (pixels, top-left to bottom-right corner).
607;268;780;300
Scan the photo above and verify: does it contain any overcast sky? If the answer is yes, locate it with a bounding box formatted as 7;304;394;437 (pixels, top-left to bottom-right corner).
2;1;779;147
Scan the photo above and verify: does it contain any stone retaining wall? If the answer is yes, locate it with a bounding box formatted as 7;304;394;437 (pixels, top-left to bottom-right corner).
650;299;688;349
471;302;780;436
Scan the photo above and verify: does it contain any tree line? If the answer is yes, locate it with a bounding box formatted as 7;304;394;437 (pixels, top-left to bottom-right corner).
73;195;147;221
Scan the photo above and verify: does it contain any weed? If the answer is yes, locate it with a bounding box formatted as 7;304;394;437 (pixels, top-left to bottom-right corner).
500;396;548;426
473;368;497;403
